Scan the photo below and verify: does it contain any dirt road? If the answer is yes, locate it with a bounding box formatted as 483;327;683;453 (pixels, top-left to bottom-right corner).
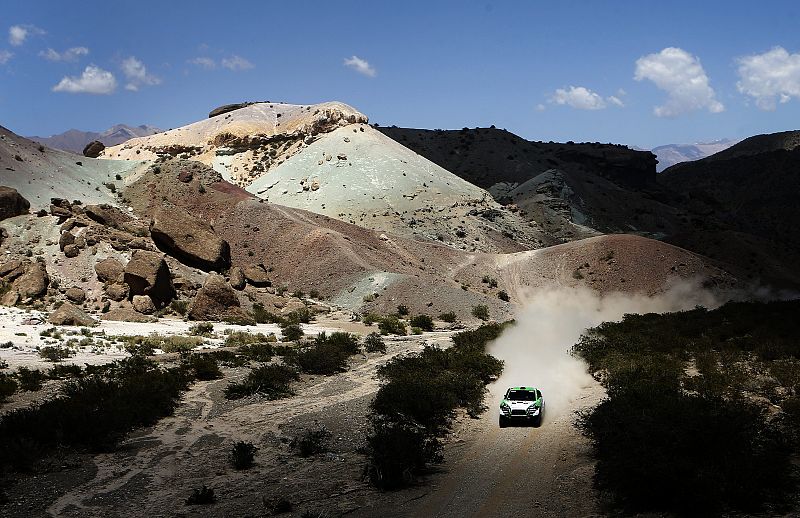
352;378;603;518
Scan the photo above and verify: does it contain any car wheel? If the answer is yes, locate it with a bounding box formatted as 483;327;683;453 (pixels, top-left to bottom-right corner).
533;414;542;427
499;416;507;428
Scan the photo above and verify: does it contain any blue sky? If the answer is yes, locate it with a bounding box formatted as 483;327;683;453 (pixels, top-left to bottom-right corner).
1;0;799;148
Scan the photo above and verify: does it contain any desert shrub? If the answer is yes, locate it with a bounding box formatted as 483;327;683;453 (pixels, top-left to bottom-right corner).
471;305;489;321
364;417;443;490
225;331;271;347
158;335;203;353
205;350;248;368
291;290;304;299
309;289;320;299
0;373;17;403
364;332;386;353
185;354;223;381
285;307;313;324
170;300;189;315
0;356;191;470
230;441;257;469
410;315;434;332
378;316;407;336
438;312;457;323
186;485;215;505
497;290;510;302
16;367;46;392
38;346;74;362
362;313;380;326
0;359;7;370
269;498;293;513
46;364;83;380
39;327;62;339
280;323;304;342
189;322;214;336
396;304;410;316
294;332;359;375
291;426;331;457
238;342;274;362
224;364;298;400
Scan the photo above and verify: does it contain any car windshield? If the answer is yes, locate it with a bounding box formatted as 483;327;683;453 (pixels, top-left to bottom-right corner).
507;390;537;401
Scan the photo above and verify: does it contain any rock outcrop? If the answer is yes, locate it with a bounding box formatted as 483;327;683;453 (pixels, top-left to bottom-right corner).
0;187;30;221
0;260;49;304
123;250;174;306
243;263;271;287
48;302;96;326
95;257;125;283
132;294;156;314
150;207;230;271
83;140;105;158
229;266;246;290
84;204;134;231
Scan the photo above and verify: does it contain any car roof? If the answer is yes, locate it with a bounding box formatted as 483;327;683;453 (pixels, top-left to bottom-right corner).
507;386;539;391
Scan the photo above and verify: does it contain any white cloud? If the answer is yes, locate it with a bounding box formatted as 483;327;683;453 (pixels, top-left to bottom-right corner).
52;65;117;94
634;47;724;117
736;46;800;110
39;46;89;62
551;85;622;110
0;50;12;64
8;24;44;46
343;55;376;77
189;57;216;70
535;103;546;112
221;55;253;71
120;56;161;91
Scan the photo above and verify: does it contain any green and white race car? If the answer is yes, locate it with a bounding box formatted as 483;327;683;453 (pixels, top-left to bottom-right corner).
499;386;544;427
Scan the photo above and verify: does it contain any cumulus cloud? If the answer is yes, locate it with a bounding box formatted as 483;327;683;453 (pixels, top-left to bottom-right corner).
549;85;624;110
39;46;89;62
344;55;376;77
8;24;44;46
52;65;117;94
221;55;253;71
120;56;161;91
736;46;800;110
0;50;12;64
189;56;216;70
634;47;724;117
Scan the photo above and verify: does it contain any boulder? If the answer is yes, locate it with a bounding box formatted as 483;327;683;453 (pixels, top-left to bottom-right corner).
48;302;96;326
65;287;86;304
132;294;156;314
63;244;80;258
105;282;129;302
83;140;105;158
229;266;246;290
1;290;20;306
50;198;73;219
95;257;125;283
150;207;230;271
123;250;174;306
243;264;271;287
0;186;30;221
59;231;75;251
102;307;157;323
188;273;253;323
84;204;133;230
208;102;255;118
13;261;49;301
0;259;27;281
178;170;193;183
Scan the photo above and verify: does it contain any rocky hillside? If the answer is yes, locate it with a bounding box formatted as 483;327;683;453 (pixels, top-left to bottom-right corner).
651;139;737;172
30;124;162;154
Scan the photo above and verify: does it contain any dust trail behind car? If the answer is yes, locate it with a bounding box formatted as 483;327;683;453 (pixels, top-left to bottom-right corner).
488;280;722;420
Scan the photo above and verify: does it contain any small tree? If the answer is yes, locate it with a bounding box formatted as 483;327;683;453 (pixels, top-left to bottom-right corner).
410;315;434;332
364;332;386;353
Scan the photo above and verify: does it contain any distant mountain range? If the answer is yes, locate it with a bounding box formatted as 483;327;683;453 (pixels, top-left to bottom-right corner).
29;124;162;154
649;139;739;172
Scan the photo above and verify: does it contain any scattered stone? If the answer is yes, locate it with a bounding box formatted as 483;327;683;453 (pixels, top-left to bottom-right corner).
0;186;30;221
150;207;230;272
65;287;86;304
63;244;80;258
48;301;96;326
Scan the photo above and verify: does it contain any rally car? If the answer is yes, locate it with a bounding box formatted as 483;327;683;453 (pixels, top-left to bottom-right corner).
499;386;544;427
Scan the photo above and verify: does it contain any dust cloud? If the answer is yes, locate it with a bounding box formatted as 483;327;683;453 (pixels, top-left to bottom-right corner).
487;280;724;420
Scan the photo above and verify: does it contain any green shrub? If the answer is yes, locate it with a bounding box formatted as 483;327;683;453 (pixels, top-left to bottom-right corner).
230;441;257;469
378;316;407;336
364;332;386;354
225;331;271;347
252;303;284;324
497;290;510;302
410;315;434;332
291;426;331;457
238;342;274;362
285;307;313;324
471;305;489;321
294;332;359;374
364;417;443;489
38;346;74;362
186;354;223;381
362;313;380;326
170;300;189;315
46;364;83;380
189;323;214;336
397;304;410;316
224;364;298;400
16;367;46;392
438;312;457;323
0;373;17;403
280;323;304;342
